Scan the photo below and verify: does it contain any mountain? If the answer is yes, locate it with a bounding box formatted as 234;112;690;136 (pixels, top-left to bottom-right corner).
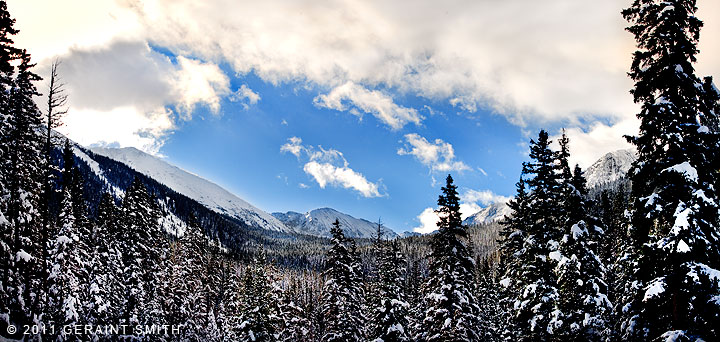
584;149;637;189
462;201;512;226
272;207;397;239
89;147;292;233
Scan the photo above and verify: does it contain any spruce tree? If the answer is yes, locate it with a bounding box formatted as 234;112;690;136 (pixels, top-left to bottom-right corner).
320;219;365;341
621;0;720;340
416;175;480;342
370;240;410;342
551;159;611;342
237;247;277;342
47;188;87;341
499;131;562;341
119;177;160;329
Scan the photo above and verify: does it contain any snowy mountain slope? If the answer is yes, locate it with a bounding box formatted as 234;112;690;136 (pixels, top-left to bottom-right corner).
462;201;512;226
272;207;397;239
584;149;637;189
90;146;291;233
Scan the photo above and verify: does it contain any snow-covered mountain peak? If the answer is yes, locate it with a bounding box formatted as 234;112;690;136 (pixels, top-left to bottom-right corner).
584;149;637;189
272;207;397;239
90;146;291;233
462;201;512;226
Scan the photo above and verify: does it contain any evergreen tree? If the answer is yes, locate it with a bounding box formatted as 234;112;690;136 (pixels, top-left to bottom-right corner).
551;161;611;342
320;219;365;341
119;177;160;329
416;175;480;342
237;247;278;342
621;0;720;340
499;131;562;341
370;240;410;342
47;188;87;341
1;47;44;334
86;192;123;333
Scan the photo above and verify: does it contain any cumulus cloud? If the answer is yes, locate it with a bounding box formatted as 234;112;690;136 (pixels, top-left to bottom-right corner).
303;161;383;198
314;82;422;130
414;207;439;234
110;0;717;125
398;133;470;173
173;56;230;115
10;0;720;153
33;41;230;154
462;189;512;206
281;137;384;198
230;84;261;109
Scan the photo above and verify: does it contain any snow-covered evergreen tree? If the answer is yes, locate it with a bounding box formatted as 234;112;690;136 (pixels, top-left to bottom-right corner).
237;247;279;342
1;45;44;334
320;219;365;341
118;177;160;330
620;0;720;340
499;131;562;341
370;240;410;342
47;188;87;341
551;156;611;342
416;174;480;342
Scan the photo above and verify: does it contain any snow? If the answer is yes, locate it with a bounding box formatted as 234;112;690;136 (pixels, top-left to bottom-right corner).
663;162;698;182
643;278;666;301
676;240;690;253
74;147;125;198
584;149;637;189
15;250;32;262
548;251;562;261
697;125;709;133
570;223;587;239
91;146;291;233
499;277;511;288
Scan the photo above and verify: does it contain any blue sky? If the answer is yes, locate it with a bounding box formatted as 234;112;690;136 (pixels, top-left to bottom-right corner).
160;64;527;231
8;0;720;232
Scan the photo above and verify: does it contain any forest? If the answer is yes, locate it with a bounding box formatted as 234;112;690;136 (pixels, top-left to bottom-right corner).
1;0;720;341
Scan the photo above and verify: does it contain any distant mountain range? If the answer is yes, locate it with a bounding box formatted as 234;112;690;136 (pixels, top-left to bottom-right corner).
272;208;397;239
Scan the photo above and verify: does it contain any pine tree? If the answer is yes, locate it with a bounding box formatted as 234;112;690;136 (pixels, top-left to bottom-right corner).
47;187;87;341
86;192;123;333
320;219;365;341
551;159;611;342
370;240;410;342
499;131;562;341
416;174;480;342
620;0;720;340
119;177;160;329
1;47;44;334
237;247;277;342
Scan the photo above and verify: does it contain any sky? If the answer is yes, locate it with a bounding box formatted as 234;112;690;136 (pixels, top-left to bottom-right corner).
7;0;720;233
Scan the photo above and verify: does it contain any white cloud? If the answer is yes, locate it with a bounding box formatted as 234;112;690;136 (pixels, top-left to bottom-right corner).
303;161;383;198
32;41;230;154
280;136;305;158
10;0;720;154
281;137;384;198
104;0;717;126
462;189;511;206
56;106;174;155
398;133;470;173
314;82;422;130
414;207;439;234
230;84;261;109
173;56;230;116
